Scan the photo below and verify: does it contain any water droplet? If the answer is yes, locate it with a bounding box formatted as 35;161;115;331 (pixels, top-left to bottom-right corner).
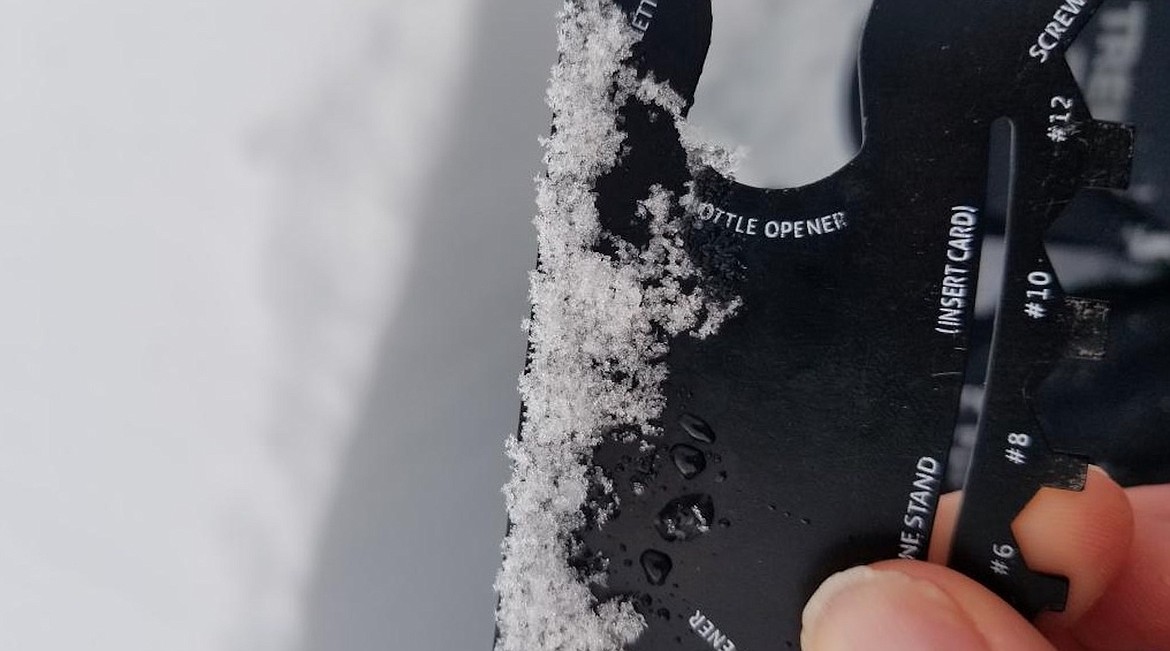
801;517;812;525
670;444;706;479
715;471;727;483
619;543;628;553
640;550;673;586
656;607;671;620
623;558;633;567
679;413;716;444
718;518;731;528
655;494;715;542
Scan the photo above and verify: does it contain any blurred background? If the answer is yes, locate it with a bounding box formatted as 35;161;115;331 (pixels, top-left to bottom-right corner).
3;0;1163;650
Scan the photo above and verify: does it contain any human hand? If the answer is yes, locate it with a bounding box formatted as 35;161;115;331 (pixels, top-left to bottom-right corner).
800;468;1170;650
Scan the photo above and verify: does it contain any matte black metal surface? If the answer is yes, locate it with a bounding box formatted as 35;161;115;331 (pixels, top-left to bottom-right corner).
526;0;1144;647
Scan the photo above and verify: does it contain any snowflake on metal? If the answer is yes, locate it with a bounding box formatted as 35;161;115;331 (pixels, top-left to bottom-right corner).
1046;124;1077;144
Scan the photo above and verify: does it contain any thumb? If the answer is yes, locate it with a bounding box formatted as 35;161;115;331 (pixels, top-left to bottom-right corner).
800;561;1055;651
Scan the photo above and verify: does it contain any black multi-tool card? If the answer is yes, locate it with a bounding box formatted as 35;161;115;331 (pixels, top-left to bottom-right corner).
497;0;1162;648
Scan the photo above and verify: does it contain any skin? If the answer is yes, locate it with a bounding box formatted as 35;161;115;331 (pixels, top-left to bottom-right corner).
801;467;1170;651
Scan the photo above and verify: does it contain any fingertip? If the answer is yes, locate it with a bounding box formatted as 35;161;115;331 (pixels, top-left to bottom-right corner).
1012;465;1134;623
801;565;989;651
871;560;1056;650
1069;482;1170;650
803;562;1053;651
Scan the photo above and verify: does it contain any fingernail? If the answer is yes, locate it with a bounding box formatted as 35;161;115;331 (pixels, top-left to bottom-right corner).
801;566;990;651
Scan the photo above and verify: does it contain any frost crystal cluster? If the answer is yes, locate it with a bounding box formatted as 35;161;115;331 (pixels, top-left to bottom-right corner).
494;2;738;650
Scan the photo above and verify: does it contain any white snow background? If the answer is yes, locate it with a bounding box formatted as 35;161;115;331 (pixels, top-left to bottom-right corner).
0;1;868;649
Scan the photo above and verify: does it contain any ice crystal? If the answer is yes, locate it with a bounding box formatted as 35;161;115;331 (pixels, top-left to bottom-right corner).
494;2;739;649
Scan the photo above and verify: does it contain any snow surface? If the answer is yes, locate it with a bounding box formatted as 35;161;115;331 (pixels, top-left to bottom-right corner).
1;0;870;647
0;2;476;649
494;3;739;649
